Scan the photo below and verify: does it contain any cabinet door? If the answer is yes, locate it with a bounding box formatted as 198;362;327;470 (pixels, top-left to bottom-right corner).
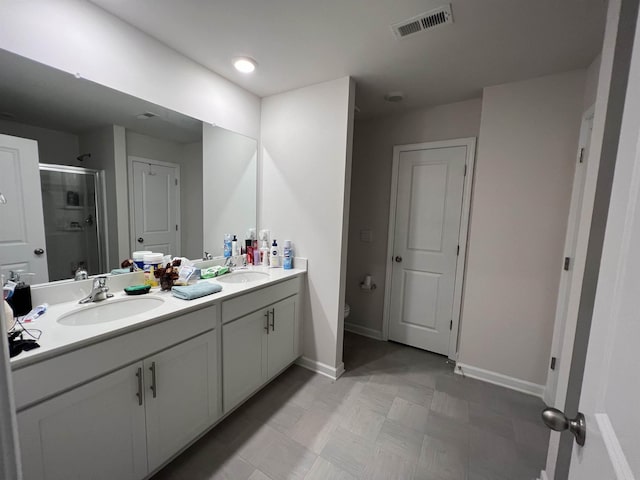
222;309;268;412
144;329;218;473
18;363;147;480
267;295;298;379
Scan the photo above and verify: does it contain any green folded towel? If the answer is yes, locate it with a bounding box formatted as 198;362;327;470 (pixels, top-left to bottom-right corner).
171;282;222;300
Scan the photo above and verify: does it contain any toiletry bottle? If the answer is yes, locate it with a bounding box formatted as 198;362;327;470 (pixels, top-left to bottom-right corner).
260;241;270;266
270;240;281;268
6;271;33;317
283;240;293;270
246;239;253;265
224;234;232;258
232;235;238;256
254;247;261;265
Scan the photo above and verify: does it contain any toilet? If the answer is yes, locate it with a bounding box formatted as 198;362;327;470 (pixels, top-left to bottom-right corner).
344;303;351;319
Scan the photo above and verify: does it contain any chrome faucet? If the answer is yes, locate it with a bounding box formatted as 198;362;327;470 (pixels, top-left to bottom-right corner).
74;266;88;281
203;251;213;261
79;275;114;304
224;256;236;268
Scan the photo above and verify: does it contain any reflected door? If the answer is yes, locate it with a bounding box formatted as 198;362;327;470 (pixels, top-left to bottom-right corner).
39;165;106;281
389;145;466;355
130;158;180;255
0;134;48;283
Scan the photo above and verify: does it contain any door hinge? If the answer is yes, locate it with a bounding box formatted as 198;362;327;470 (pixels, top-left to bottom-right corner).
175;178;178;186
175;224;179;231
564;257;570;271
457;245;460;256
464;165;467;176
578;148;584;163
450;319;453;330
550;356;557;370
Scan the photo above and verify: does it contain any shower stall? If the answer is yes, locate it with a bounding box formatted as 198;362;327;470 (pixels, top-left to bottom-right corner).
39;164;107;281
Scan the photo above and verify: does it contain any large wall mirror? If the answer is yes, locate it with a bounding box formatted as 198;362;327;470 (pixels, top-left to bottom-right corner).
0;49;257;284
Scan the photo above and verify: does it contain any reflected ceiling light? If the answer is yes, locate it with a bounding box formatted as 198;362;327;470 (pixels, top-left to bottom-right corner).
233;57;257;73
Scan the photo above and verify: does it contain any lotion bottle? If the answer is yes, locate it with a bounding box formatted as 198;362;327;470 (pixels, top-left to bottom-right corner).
270;240;281;267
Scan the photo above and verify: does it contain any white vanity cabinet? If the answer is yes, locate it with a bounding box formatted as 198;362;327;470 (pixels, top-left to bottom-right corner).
15;306;219;480
18;362;148;480
222;277;301;413
144;329;218;472
12;272;305;480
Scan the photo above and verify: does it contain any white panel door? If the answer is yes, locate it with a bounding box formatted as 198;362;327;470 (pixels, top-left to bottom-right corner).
18;362;148;480
566;7;640;477
144;330;218;472
131;158;179;255
389;146;466;354
222;310;268;412
267;295;297;379
0;134;48;283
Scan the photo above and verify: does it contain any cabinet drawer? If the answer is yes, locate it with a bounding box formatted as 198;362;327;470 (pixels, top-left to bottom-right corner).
13;305;218;410
222;277;301;324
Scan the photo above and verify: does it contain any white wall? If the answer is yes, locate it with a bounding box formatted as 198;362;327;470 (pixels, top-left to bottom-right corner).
79;125;127;268
126;130;204;259
0;119;80;166
260;77;355;373
0;0;260;139
182;141;205;260
345;99;483;337
202;125;257;257
457;70;586;388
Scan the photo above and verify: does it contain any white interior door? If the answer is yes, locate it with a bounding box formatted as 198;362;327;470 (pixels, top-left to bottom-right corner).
0;133;48;284
563;4;640;475
130;157;180;256
388;143;467;355
545;112;594;406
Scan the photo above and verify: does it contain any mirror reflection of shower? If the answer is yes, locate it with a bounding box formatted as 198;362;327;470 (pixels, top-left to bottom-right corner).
39;164;107;281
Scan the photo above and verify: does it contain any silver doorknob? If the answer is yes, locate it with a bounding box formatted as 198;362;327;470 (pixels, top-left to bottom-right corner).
34;248;45;255
542;408;586;446
137;237;144;243
395;256;403;262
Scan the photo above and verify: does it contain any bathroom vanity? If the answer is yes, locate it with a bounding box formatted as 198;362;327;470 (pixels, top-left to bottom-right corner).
10;267;306;480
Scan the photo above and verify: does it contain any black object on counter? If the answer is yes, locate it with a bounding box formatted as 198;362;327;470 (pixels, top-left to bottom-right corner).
7;283;32;317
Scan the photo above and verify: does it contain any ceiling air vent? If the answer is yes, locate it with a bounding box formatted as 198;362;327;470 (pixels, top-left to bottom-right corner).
391;5;453;39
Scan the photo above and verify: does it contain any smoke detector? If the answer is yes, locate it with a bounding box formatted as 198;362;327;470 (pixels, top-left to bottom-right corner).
391;5;454;39
384;92;405;103
136;112;158;120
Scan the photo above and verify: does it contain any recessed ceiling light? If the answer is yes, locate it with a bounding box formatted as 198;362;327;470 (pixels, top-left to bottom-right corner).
233;57;257;73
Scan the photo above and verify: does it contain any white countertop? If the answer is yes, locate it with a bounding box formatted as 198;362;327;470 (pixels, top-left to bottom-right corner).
10;266;306;369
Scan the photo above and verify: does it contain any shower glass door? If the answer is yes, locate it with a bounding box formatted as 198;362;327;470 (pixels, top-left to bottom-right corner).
39;164;107;281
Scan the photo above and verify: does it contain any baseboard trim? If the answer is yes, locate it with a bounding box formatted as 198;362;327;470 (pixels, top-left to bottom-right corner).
295;356;345;380
455;362;545;399
344;322;383;341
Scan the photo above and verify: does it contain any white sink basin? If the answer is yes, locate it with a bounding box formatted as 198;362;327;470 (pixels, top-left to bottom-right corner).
57;297;165;326
216;271;270;284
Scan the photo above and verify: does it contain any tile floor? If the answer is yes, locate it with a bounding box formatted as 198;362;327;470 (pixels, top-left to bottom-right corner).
152;332;550;480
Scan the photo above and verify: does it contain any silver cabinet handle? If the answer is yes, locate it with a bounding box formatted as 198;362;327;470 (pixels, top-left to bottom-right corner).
264;311;270;334
270;308;275;332
149;362;157;398
135;367;143;406
542;408;586;446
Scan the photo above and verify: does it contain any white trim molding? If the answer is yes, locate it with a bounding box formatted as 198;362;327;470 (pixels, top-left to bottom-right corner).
295;356;345;381
382;137;477;360
538;470;550;480
455;362;545;399
344;322;383;341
